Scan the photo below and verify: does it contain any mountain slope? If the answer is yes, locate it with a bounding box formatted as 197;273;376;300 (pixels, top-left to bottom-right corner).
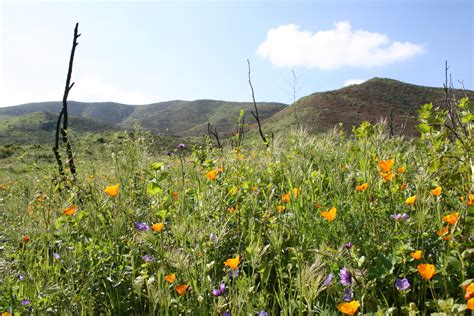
263;78;474;136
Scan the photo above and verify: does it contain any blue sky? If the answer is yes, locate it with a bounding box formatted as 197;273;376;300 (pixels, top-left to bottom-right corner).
0;0;472;107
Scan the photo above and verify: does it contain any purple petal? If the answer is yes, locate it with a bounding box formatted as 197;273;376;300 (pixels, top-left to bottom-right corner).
339;268;352;286
343;287;354;301
322;273;334;287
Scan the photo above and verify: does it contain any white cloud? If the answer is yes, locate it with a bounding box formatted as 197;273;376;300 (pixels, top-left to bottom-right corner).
69;76;156;104
258;21;425;69
343;78;367;87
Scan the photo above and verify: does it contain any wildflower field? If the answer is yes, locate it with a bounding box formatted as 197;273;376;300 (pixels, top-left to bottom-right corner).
0;100;473;315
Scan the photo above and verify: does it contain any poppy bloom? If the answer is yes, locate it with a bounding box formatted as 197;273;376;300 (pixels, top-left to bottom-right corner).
436;226;451;240
468;194;474;206
464;283;474;300
417;264;436;280
442;212;459;225
63;204;77;216
379;171;394;181
397;166;406;174
337;300;359;315
321;207;336;221
292;187;301;197
400;181;407;191
224;255;240;270
206;170;217;181
2;311;11;316
431;186;442;196
21;235;30;243
468;298;474;310
276;205;285;213
104;184;120;197
378;159;395;172
217;167;224;173
171;191;179;200
228;207;235;213
281;193;291;203
165;273;176;283
405;195;416;205
410;250;422;260
339;268;352;286
151;223;165;232
395;278;410;291
175;284;189;295
356;183;368;192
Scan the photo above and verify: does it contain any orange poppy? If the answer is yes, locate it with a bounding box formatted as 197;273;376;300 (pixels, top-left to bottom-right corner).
431;186;442;196
464;283;474;300
356;183;368;192
436;226;451;240
175;284;189;295
397;166;406;174
337;300;360;315
378;159;395;172
400;181;407;191
467;194;474;206
206;170;217;181
151;223;165;232
63;204;77;216
417;263;436;280
228;207;235;213
281;193;291;203
224;255;240;270
468;298;474;310
442;212;459;225
321;207;336;221
379;171;394;181
165;273;176;283
171;191;179;200
405;195;416;205
292;187;301;198
22;235;30;243
410;250;422;260
104;184;120;197
276;205;285;213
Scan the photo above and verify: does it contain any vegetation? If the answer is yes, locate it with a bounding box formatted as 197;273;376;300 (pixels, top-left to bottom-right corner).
0;96;472;314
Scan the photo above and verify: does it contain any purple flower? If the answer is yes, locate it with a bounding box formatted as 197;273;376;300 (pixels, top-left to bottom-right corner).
322;273;334;287
229;268;240;279
17;274;25;281
178;143;186;150
142;255;154;263
212;283;226;296
53;253;61;259
343;287;354;301
21;299;30;306
166;151;172;156
391;213;409;221
345;242;353;249
135;222;149;232
224;311;231;316
339;268;352;286
395;277;410;291
258;311;268;316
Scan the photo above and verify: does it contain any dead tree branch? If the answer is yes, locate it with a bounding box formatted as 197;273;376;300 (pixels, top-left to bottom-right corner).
247;59;268;146
207;122;222;149
53;22;80;183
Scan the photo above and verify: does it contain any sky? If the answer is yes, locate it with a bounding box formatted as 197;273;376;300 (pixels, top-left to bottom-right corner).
0;0;472;107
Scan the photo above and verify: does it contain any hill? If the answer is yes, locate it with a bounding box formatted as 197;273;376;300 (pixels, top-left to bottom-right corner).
263;78;474;136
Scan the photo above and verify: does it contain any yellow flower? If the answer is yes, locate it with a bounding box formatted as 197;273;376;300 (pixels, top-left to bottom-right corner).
405;195;416;205
337;300;360;315
442;212;459;225
356;183;368;192
217;167;224;173
397;166;406;174
228;207;235;213
2;312;11;316
63;204;77;216
224;255;240;270
281;193;291;203
104;184;120;197
206;170;217;181
417;263;436;280
276;205;285;213
431;186;442;196
164;273;176;283
378;159;395;172
468;194;474;206
292;187;301;198
321;207;336;222
151;223;165;232
468;298;474;310
379;171;394;181
410;250;422;260
175;284;189;295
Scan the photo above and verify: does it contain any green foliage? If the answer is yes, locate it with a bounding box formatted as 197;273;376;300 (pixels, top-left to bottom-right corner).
0;108;472;314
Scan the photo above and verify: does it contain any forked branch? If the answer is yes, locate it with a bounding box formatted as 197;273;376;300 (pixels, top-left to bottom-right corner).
247;59;268;146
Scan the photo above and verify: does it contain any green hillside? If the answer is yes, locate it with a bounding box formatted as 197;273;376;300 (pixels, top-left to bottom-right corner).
263;78;474;136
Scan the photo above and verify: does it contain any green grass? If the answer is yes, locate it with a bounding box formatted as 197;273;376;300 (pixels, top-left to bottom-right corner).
0;102;472;315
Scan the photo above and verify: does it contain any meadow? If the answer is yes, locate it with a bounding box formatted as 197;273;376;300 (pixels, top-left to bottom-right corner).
0;99;472;315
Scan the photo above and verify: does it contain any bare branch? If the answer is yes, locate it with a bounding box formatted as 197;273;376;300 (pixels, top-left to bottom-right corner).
247;59;268;146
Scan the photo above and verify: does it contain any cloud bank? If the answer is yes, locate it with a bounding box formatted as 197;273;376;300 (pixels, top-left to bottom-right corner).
258;21;425;69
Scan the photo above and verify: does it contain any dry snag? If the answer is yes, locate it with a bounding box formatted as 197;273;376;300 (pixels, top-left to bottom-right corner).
53;22;80;184
247;59;268;146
